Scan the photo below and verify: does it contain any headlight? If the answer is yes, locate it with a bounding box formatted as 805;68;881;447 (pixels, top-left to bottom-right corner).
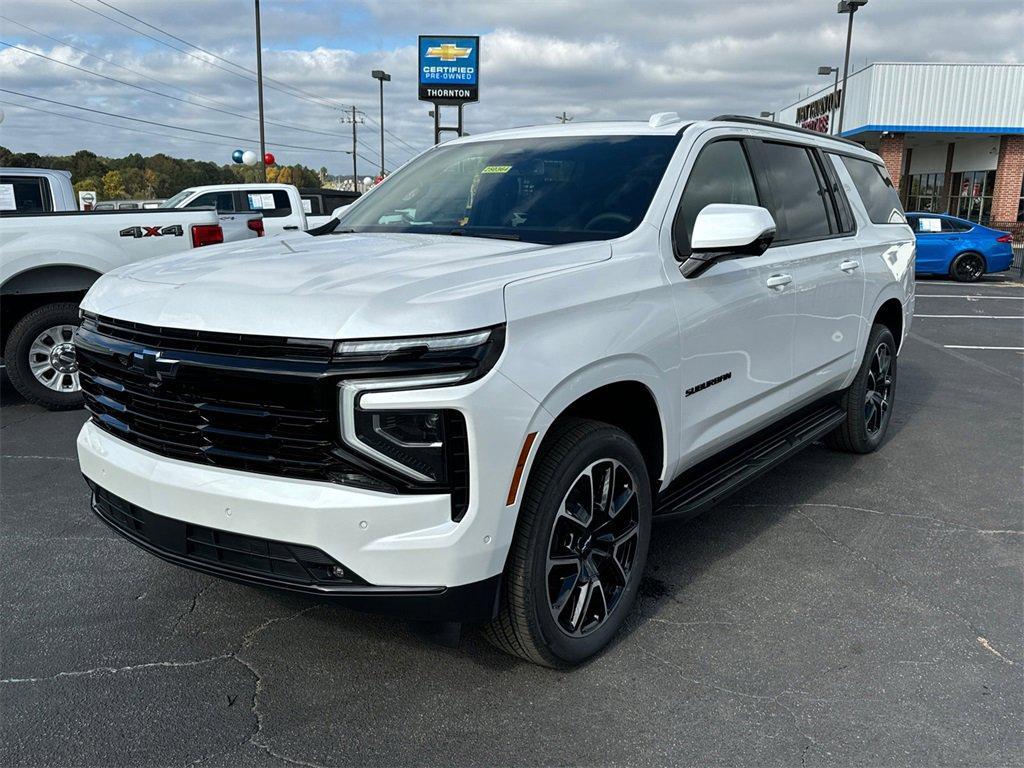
335;329;491;357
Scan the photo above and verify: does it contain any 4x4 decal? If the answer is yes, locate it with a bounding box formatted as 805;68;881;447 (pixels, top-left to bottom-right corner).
119;224;184;238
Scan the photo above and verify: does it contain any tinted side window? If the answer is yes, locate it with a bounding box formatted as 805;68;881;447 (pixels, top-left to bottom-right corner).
944;218;971;232
0;175;53;213
187;191;235;212
678;140;759;245
758;142;832;241
840;156;906;224
245;190;291;218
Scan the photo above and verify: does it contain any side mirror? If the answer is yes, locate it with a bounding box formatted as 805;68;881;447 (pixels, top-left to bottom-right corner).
679;204;777;278
329;205;349;220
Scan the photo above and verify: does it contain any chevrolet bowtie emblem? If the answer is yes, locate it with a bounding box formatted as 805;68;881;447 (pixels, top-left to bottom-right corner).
426;43;472;62
128;349;180;385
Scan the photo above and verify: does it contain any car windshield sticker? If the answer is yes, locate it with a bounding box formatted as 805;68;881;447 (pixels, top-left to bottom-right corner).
482;165;512;174
302;198;312;213
919;217;942;232
248;193;277;210
0;184;16;211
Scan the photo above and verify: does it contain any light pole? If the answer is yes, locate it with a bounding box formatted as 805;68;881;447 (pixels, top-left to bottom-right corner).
371;70;391;177
837;0;867;135
759;111;775;121
818;65;840;134
254;0;266;182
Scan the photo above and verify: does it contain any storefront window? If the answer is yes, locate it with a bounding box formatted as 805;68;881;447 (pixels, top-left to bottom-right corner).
905;172;944;213
947;169;996;224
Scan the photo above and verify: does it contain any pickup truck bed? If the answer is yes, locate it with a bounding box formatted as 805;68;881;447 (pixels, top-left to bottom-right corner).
1;207;225;409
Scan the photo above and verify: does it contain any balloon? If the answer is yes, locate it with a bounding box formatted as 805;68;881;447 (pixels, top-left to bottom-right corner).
232;149;244;164
242;150;258;166
263;152;275;166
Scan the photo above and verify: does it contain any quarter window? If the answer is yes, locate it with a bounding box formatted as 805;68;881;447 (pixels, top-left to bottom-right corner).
245;190;291;218
677;140;759;248
840;156;906;225
759;142;833;241
0;175;53;213
187;191;235;212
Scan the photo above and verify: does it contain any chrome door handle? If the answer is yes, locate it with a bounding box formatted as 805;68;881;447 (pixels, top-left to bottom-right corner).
283;225;300;230
766;274;792;290
840;260;860;272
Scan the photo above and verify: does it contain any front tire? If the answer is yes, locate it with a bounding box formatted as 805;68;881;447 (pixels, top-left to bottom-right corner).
949;251;986;282
825;324;897;454
485;419;652;668
3;302;84;410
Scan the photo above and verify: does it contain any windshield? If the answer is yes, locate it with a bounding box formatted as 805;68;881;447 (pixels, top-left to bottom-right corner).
160;189;195;208
338;135;680;244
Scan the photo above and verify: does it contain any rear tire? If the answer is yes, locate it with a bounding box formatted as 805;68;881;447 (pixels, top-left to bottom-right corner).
949;251;986;282
3;302;84;411
484;419;652;668
825;324;897;454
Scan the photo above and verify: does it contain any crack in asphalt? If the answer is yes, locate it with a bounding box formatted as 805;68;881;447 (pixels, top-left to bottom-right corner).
730;501;1023;535
171;579;217;634
0;655;234;684
785;507;1020;667
3;601;331;768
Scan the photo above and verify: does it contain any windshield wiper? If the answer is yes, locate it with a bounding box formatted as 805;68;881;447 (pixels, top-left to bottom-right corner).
448;228;520;241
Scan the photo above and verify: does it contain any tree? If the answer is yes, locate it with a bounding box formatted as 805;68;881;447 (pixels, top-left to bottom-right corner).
102;170;126;199
276;166;293;185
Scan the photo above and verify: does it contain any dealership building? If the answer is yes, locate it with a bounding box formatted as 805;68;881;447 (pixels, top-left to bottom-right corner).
775;62;1024;226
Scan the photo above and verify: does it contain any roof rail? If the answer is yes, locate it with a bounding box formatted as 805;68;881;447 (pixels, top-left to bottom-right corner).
710;115;863;148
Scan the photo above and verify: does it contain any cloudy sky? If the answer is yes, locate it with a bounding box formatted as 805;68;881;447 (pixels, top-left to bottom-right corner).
0;0;1021;176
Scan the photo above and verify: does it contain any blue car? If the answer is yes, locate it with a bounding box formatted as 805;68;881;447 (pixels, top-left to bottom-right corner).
907;212;1015;282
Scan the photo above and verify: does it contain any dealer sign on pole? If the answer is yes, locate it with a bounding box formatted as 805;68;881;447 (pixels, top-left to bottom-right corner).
418;36;479;104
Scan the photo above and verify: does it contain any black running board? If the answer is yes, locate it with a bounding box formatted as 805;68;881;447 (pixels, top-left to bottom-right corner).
654;400;845;522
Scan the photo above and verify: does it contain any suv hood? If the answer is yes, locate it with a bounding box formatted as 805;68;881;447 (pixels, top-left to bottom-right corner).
82;232;610;339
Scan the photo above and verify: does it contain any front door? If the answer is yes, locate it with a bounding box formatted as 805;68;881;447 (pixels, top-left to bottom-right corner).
663;134;797;465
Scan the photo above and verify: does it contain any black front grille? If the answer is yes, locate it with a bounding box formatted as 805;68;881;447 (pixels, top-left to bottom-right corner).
91;483;366;586
75;322;471;514
76;326;343;481
81;313;334;361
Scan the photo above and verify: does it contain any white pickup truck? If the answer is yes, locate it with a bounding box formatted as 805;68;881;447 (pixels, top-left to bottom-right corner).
160;183;355;237
1;168;226;409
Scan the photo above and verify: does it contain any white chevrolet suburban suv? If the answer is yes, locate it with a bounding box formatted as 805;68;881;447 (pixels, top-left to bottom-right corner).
75;114;914;667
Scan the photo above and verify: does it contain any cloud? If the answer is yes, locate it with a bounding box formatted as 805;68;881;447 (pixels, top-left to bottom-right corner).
0;0;1020;177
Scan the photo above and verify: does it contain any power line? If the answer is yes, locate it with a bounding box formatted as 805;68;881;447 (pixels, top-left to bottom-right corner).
0;87;351;154
0;15;273;128
0;41;350;141
91;0;359;114
0;97;249;151
1;97;379;171
67;0;348;114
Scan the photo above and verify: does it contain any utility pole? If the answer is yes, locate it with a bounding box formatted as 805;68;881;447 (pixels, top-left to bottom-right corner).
254;0;267;182
340;107;363;191
555;111;574;124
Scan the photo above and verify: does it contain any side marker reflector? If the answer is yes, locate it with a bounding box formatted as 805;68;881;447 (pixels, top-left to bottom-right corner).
506;432;538;506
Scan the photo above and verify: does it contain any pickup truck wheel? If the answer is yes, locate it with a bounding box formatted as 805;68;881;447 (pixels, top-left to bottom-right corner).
485;419;652;668
825;324;897;454
4;302;84;411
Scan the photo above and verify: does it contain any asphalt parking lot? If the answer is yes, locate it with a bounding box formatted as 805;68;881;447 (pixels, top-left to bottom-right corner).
2;276;1022;768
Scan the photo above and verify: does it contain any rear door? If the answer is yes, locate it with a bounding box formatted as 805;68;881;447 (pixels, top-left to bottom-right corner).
908;214;952;273
184;190;256;242
664;133;798;462
241;188;297;234
749;140;865;397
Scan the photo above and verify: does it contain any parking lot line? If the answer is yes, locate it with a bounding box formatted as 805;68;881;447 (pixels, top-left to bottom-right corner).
914;314;1023;319
915;295;1024;300
944;345;1024;351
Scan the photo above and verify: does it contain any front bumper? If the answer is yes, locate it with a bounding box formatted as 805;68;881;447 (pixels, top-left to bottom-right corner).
76;368;543;621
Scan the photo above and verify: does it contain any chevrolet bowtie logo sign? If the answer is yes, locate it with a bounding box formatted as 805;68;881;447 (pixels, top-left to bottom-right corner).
425;43;473;62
